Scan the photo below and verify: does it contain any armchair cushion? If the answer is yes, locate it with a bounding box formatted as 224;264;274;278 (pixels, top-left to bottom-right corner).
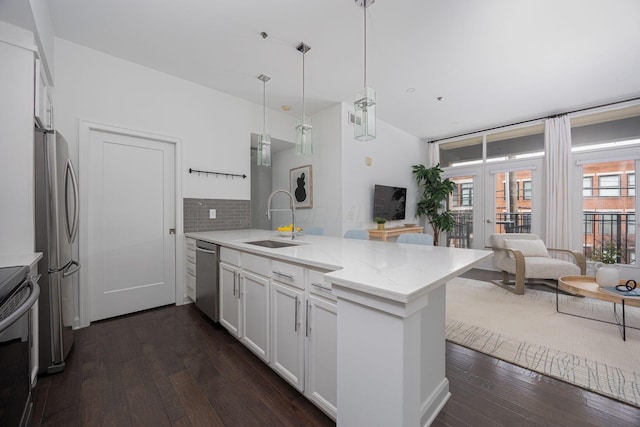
503;238;550;258
495;256;580;280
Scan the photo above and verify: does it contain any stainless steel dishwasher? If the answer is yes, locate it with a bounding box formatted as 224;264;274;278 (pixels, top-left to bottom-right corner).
195;240;219;322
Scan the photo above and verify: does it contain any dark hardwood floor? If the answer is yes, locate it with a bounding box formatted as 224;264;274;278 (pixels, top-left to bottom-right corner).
32;270;640;426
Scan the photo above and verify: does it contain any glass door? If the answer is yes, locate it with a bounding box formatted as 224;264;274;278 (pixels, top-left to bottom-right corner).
443;167;484;249
484;159;542;247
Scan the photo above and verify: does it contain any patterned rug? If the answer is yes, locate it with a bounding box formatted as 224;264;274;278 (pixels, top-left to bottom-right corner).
446;277;640;408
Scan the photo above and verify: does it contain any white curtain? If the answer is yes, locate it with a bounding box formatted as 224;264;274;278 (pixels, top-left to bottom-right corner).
544;115;573;250
427;142;439;167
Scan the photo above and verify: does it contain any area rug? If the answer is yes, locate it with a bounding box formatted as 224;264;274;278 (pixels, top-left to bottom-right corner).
445;277;640;408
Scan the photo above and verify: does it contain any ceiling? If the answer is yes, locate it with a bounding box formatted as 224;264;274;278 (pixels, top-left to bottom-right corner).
3;0;640;140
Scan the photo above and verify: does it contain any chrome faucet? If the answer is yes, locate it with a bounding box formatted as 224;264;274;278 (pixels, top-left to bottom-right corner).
266;190;296;240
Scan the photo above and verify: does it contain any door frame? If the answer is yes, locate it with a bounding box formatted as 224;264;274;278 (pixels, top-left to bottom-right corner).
484;158;543;247
78;120;183;328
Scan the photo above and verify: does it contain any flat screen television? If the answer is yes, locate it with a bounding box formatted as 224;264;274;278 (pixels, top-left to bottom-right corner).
373;184;407;220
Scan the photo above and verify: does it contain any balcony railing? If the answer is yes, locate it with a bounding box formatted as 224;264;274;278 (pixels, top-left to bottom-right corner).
583;212;636;264
448;211;636;265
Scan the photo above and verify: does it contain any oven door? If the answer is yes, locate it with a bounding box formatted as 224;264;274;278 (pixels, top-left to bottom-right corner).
0;278;40;427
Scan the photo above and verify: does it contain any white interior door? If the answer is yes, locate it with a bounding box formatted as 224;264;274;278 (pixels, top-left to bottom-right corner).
88;129;175;321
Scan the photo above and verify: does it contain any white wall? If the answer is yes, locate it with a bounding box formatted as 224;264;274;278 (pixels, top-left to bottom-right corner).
0;24;37;255
54;38;298;320
341;103;422;234
29;0;54;84
271;102;422;238
271;104;343;236
54;38;297;202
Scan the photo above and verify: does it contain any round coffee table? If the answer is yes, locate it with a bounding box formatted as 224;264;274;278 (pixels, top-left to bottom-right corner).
558;275;640;341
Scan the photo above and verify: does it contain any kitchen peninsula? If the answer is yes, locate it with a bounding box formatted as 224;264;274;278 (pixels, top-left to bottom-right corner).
186;229;491;426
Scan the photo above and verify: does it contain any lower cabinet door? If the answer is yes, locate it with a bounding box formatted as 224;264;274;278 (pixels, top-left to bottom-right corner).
241;270;270;362
270;281;304;391
219;262;240;337
305;294;337;419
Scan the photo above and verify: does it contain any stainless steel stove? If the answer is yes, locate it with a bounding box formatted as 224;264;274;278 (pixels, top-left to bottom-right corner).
0;266;40;427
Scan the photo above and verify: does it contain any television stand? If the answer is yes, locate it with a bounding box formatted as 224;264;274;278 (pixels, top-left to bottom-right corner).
368;226;424;242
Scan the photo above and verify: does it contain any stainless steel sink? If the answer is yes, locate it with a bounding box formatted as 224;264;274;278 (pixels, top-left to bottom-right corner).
244;240;301;249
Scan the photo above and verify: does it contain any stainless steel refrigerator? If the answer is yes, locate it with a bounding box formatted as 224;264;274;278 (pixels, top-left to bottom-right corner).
34;128;80;374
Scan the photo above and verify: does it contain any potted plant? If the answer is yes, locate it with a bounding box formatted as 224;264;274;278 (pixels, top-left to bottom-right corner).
374;217;387;230
592;242;620;287
412;163;455;246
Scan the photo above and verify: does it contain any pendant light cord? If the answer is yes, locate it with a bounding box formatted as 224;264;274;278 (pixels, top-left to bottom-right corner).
363;3;367;88
302;51;306;122
262;79;266;134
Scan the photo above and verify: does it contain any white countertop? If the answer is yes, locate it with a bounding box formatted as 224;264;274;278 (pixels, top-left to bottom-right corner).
186;230;491;304
0;253;43;269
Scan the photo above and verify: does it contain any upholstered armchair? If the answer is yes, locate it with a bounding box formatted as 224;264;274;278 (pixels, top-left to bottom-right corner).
489;233;586;295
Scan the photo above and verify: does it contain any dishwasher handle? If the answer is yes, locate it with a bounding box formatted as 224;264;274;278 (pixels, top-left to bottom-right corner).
195;246;217;255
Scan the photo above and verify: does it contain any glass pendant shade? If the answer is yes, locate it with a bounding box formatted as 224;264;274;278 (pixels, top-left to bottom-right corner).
354;86;376;141
257;134;271;166
295;115;313;156
257;73;271;166
354;0;376;141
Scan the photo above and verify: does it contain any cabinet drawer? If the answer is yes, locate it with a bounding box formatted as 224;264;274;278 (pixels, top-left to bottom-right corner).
272;260;304;289
220;247;241;266
243;253;271;277
186;251;196;265
307;269;336;301
186;260;196;277
186;273;196;301
186;238;196;251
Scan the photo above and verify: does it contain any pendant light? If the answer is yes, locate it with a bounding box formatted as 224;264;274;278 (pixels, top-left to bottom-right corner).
295;42;312;156
354;0;376;141
257;74;271;166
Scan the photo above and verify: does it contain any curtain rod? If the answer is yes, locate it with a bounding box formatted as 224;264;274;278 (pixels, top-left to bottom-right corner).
427;96;640;144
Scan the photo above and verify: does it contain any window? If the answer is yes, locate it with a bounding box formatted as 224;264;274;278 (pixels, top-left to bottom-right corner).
583;176;593;197
581;160;635;265
583;211;594;235
461;183;473;206
598;175;620;197
522;180;532;200
451;184;459;207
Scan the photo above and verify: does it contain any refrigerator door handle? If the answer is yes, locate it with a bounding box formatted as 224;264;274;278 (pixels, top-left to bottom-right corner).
62;260;81;278
65;159;80;244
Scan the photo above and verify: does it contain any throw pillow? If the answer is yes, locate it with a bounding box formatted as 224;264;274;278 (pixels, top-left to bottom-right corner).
503;238;550;258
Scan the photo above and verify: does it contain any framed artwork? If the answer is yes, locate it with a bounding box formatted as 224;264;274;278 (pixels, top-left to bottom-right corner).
290;165;313;209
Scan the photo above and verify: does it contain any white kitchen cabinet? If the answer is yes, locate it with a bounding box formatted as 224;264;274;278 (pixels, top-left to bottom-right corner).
34;58;53;130
184;238;196;301
219;261;240;337
305;293;337;419
240;270;270;362
270;281;305;391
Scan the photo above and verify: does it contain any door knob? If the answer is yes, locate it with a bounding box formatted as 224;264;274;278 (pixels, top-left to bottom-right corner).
169;228;176;235
486;219;492;224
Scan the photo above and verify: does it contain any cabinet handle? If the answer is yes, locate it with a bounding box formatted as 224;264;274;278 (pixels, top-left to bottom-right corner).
311;282;332;292
306;300;311;337
294;296;299;332
232;272;238;297
273;270;294;281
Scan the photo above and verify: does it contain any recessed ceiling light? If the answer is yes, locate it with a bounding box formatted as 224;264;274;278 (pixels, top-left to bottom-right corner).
406;87;416;93
281;105;292;111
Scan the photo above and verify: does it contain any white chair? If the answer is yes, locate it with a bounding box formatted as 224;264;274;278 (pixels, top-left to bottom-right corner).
489;233;586;295
305;226;324;236
397;233;433;246
344;229;369;240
